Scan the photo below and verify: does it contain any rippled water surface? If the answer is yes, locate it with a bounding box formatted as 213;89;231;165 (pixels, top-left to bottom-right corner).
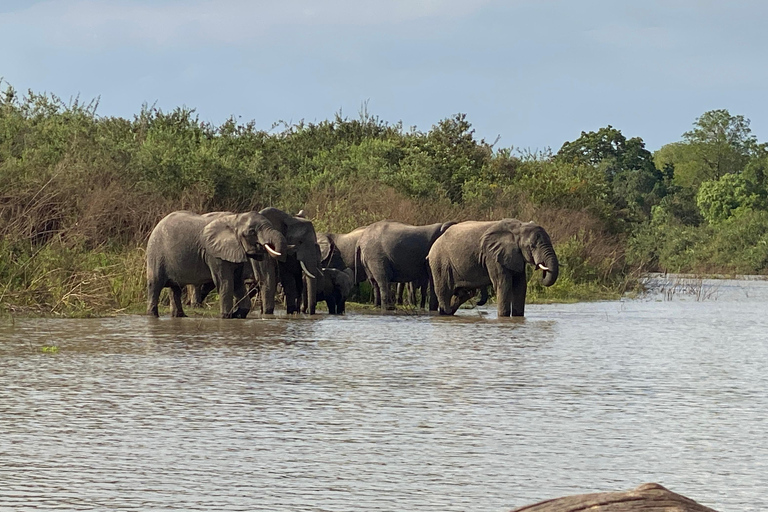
1;277;767;511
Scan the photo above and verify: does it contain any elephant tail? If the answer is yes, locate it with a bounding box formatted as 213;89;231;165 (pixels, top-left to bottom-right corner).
354;244;361;285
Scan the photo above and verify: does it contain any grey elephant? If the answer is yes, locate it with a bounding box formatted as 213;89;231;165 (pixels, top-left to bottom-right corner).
255;207;323;315
427;219;559;317
146;210;287;318
305;267;354;314
187;264;259;307
317;226;368;281
357;220;456;310
187;211;258;307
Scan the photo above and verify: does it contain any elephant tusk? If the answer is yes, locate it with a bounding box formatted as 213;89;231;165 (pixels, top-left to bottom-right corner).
300;261;316;279
264;244;282;258
538;263;550;271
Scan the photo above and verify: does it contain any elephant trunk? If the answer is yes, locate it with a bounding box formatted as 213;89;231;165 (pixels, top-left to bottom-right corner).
537;248;559;287
260;228;288;262
297;241;323;281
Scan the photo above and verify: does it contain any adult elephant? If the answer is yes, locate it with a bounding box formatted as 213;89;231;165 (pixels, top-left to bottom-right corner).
146;210;287;318
427;219;558;317
357;220;456;310
256;207;323;314
187;212;257;307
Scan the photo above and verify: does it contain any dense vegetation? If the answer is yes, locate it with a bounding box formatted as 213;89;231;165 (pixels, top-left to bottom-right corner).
1;81;766;315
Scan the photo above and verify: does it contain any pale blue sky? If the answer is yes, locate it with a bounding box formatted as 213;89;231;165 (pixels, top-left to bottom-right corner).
2;0;766;152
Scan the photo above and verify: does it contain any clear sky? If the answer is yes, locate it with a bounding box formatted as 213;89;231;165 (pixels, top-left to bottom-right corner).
2;0;765;152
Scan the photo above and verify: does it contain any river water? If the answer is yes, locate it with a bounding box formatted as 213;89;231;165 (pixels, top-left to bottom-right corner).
1;276;766;511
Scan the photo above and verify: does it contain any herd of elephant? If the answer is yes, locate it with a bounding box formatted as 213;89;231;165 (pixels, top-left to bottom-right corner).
145;207;560;319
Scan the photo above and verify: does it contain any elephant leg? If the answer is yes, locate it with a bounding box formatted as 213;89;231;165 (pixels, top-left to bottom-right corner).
407;282;417;307
214;271;236;318
510;272;527;317
333;289;345;314
282;274;300;314
427;272;439;312
147;278;163;317
434;282;454;315
379;278;395;310
169;283;187;318
232;270;251;319
191;282;215;307
259;261;277;314
495;272;526;317
396;282;406;305
326;296;338;315
372;281;381;307
431;266;455;315
429;291;439;312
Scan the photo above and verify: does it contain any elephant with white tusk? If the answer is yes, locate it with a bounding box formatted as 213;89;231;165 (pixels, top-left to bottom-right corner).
427;219;559;317
255;207;324;315
146;210;287;318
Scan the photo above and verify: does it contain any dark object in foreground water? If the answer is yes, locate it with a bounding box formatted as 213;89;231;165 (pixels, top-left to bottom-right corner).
511;483;718;512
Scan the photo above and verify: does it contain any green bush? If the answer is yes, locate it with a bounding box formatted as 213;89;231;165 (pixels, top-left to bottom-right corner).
696;172;766;224
3;82;768;315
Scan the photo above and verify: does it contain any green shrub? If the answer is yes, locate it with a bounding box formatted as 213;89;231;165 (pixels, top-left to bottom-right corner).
696;172;766;224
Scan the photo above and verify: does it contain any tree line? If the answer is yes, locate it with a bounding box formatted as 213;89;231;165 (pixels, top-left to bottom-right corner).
1;81;766;315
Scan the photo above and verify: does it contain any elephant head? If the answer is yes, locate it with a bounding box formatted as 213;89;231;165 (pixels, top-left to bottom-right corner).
259;207;322;279
480;219;559;287
317;232;340;269
202;211;288;263
258;207;323;314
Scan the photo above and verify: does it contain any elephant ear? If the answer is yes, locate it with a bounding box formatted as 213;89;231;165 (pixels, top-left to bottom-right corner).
440;221;457;234
202;215;249;263
480;220;526;272
317;233;335;266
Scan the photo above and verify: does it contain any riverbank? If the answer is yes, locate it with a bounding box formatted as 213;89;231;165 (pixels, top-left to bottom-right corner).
4;86;766;318
0;241;636;318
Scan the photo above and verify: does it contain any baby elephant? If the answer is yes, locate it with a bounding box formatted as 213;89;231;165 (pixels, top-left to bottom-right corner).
304;268;354;314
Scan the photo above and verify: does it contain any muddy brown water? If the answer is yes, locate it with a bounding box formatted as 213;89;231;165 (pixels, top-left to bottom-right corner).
1;276;766;511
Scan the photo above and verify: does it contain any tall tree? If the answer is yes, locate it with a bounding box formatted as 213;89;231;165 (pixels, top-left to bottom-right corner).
556;125;657;180
557;126;664;222
659;109;759;190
